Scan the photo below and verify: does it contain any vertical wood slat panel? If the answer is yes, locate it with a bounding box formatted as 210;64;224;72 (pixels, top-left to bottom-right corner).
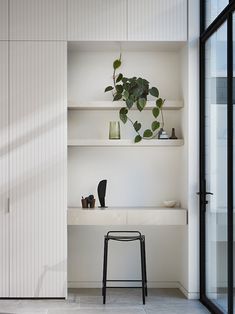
10;0;67;40
0;42;9;297
68;0;127;41
9;42;67;297
128;0;187;41
0;0;8;40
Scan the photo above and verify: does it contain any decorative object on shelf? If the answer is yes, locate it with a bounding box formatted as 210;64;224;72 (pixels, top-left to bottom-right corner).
81;197;88;208
163;200;177;208
157;128;163;139
81;195;95;209
109;121;120;139
104;55;165;143
98;179;107;208
169;128;178;139
158;129;169;139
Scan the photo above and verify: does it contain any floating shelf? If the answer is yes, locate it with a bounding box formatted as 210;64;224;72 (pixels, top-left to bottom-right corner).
68;100;183;110
68;139;184;147
67;207;188;226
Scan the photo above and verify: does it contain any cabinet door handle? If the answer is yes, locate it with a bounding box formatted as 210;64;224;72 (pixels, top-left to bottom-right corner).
7;197;10;213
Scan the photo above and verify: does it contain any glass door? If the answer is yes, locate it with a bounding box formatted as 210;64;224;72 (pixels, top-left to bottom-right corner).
200;1;235;314
205;22;228;312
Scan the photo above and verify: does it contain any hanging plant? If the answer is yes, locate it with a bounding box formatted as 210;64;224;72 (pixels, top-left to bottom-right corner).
104;55;165;143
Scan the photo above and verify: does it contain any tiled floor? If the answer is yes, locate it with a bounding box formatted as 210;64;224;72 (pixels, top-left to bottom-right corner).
0;288;210;314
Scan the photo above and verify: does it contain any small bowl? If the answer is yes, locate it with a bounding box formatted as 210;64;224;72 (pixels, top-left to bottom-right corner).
163;200;177;208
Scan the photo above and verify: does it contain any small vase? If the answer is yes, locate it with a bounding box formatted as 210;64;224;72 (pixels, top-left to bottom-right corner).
158;128;169;139
109;121;120;139
169;128;178;139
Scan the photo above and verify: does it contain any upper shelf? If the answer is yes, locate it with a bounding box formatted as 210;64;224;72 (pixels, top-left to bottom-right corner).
68;100;183;110
68;139;184;147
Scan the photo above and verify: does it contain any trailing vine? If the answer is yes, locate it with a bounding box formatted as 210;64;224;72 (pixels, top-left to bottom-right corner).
105;55;165;143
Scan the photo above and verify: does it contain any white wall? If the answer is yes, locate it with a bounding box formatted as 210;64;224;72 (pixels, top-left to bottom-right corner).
186;0;200;299
179;45;189;295
68;226;187;289
68;47;183;103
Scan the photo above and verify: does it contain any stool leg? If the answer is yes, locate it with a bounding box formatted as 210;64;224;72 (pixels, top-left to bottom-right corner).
102;237;108;304
140;239;146;305
143;238;147;297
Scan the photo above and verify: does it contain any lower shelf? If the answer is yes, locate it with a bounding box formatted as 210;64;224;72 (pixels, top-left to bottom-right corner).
68;139;184;147
67;207;188;226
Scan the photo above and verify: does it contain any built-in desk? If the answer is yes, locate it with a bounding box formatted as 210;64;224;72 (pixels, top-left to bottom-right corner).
67;207;188;226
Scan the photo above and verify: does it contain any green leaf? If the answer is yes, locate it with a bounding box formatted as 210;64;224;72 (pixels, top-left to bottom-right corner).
113;93;122;101
120;107;128;115
135;135;142;143
151;121;160;132
116;85;123;93
116;73;123;83
126;99;134;109
156;98;164;108
134;121;141;132
133;86;143;98
149;87;159;98
143;129;153;138
120;113;127;124
137;98;146;111
104;86;114;92
152;107;160;118
123;90;129;99
113;59;121;70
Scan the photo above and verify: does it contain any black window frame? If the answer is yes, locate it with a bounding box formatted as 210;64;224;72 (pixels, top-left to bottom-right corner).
200;1;235;313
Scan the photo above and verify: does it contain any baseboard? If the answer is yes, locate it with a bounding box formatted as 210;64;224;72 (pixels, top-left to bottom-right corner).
178;282;199;300
68;280;181;289
68;280;199;299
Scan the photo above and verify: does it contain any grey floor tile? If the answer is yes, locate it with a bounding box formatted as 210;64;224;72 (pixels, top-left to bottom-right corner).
48;310;145;314
0;289;209;314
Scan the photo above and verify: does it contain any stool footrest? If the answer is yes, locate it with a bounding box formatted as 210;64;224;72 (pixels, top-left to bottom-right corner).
106;286;144;289
106;279;142;282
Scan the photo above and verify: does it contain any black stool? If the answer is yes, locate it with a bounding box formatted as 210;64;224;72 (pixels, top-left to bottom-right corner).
102;231;147;304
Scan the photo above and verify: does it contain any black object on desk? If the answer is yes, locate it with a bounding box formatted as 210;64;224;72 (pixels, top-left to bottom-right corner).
98;180;107;208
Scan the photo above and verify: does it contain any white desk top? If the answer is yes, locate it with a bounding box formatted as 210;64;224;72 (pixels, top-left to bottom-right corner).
67;207;187;226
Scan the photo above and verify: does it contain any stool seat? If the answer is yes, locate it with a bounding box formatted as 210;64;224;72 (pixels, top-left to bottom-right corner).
105;235;144;241
102;230;147;305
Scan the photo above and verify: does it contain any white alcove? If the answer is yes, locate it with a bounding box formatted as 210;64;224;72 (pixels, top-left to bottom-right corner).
67;41;189;292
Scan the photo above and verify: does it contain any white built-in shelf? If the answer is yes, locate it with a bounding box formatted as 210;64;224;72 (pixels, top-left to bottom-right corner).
67;207;188;226
68;139;184;147
68;100;183;110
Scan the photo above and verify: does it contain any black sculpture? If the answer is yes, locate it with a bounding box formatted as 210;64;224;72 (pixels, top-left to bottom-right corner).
98;180;107;208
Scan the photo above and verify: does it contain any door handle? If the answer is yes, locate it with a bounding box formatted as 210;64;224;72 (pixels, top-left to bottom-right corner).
196;191;213;205
196;192;213;195
205;192;213;195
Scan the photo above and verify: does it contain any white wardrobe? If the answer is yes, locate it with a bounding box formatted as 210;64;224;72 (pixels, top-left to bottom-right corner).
0;0;67;298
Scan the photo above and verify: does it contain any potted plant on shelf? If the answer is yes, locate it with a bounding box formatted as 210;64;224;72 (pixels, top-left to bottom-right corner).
105;55;165;143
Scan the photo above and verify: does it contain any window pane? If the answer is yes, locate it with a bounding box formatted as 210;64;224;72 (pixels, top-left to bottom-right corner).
206;0;229;28
205;22;228;312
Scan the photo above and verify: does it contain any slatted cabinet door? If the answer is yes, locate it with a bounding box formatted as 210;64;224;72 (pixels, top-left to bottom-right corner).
68;0;127;40
0;42;9;297
128;0;187;41
0;0;8;40
9;42;67;297
10;0;67;40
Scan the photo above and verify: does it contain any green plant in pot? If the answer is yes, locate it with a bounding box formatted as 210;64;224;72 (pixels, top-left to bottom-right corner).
105;55;165;143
